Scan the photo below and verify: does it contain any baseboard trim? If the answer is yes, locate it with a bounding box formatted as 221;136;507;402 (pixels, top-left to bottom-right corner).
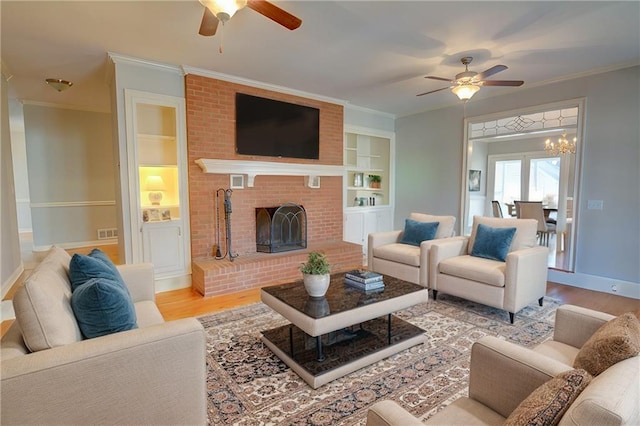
548;269;640;299
155;274;192;293
33;239;118;252
2;262;24;299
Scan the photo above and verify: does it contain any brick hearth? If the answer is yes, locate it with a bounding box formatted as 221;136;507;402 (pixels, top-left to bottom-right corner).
193;242;363;297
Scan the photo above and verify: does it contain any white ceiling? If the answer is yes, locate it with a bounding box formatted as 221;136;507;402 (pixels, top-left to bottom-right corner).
2;1;639;117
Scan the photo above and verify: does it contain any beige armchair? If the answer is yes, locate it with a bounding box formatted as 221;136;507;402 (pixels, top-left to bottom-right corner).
429;216;548;323
367;213;460;287
367;305;640;425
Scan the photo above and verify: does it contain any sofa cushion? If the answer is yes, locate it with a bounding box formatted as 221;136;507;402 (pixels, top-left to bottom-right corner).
409;213;456;239
573;312;640;376
373;243;421;267
504;369;592;426
399;219;439;246
470;224;517;262
12;247;82;352
71;277;138;339
468;216;538;254
438;255;506;287
69;249;129;295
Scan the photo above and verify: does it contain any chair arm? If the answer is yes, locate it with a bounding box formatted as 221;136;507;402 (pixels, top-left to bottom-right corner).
469;336;572;419
1;318;206;425
117;263;156;302
368;230;403;266
553;304;615;349
428;237;469;290
367;400;424;426
503;246;548;313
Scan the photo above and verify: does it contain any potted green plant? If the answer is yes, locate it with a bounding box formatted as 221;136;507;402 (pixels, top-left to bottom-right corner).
300;251;331;297
368;174;382;189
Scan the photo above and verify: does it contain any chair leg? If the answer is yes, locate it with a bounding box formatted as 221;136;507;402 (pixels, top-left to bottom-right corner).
432;290;438;300
538;297;543;307
509;312;515;324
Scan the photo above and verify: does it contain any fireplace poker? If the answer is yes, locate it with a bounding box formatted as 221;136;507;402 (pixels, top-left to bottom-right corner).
223;189;239;262
213;189;223;258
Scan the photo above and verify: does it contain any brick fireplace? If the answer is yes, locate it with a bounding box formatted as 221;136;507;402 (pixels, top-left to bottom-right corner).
185;74;362;296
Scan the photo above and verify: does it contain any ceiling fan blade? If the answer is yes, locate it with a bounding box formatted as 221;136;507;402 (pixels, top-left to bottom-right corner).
425;76;454;82
476;65;507;81
199;8;219;36
481;80;524;87
416;86;452;97
247;0;302;30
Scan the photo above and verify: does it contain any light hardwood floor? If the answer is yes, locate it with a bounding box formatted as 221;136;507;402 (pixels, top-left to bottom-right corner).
2;243;638;338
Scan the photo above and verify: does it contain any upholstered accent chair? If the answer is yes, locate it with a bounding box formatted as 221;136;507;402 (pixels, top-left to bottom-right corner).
429;216;548;323
491;200;503;218
368;213;461;287
367;305;640;425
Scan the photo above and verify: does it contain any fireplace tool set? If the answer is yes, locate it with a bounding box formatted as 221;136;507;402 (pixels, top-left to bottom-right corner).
214;188;238;262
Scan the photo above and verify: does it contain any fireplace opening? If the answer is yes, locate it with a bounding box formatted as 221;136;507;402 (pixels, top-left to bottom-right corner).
256;203;307;253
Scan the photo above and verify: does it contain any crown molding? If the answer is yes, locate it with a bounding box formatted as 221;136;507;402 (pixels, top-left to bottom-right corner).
108;52;184;75
181;65;347;106
20;100;108;113
345;103;396;120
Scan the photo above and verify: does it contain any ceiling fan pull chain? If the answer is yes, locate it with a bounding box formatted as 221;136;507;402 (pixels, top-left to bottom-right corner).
219;22;225;54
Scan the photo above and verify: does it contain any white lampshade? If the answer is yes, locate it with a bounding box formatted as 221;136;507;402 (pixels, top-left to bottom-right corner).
199;0;247;22
145;176;165;205
452;84;480;101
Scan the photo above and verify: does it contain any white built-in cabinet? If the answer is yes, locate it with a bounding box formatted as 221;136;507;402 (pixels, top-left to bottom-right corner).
124;90;191;286
343;127;395;261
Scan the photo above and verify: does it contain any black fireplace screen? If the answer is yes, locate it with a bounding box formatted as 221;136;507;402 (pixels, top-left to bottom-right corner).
256;203;307;253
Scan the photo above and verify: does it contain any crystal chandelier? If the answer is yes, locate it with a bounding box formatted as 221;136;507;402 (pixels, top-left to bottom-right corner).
545;132;576;156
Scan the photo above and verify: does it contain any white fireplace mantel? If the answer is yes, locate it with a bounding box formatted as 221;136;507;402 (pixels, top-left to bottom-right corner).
195;158;345;187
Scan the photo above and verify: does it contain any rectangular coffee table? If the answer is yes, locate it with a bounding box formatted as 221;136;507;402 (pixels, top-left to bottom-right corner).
260;273;428;388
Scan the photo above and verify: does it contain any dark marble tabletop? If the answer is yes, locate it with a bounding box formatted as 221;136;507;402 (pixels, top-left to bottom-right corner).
261;273;426;319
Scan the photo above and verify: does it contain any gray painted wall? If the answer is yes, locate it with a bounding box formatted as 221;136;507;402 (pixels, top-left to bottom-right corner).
23;105;115;248
395;65;640;291
1;72;22;295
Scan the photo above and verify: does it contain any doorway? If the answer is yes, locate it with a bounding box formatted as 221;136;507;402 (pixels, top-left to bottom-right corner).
461;99;584;272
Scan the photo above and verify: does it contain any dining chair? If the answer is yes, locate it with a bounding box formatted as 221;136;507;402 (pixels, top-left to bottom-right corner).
514;201;556;246
491;200;504;218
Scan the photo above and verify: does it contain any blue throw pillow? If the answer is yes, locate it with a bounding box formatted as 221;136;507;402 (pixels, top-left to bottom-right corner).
69;249;129;296
71;277;138;339
400;219;439;247
471;224;517;262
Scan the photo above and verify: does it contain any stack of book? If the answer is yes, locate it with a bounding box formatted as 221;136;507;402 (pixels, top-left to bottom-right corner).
344;270;384;291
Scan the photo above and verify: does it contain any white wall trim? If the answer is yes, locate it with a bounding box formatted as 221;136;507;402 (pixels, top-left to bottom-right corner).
2;262;24;298
345;104;396;120
155;274;192;294
33;239;118;252
548;269;640;300
30;200;116;208
182;65;348;107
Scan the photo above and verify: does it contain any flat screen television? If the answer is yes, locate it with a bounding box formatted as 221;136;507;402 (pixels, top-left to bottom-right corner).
235;93;320;160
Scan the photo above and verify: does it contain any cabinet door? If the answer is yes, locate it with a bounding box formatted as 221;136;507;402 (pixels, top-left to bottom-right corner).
142;222;185;276
344;212;365;245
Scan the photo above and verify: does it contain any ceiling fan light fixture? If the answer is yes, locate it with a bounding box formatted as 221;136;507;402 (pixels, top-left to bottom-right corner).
199;0;246;22
452;83;480;101
45;78;73;92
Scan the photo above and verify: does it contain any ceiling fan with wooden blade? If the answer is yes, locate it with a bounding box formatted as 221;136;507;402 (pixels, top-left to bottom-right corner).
198;0;302;37
417;57;523;100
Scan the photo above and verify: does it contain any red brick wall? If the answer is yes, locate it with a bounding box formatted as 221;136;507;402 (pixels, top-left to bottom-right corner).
185;74;345;260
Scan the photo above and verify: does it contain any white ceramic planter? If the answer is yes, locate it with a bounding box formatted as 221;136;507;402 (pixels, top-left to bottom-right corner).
302;273;330;298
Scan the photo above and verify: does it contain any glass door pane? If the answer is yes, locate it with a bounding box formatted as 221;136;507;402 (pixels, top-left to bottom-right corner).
493;159;521;217
528;157;560;207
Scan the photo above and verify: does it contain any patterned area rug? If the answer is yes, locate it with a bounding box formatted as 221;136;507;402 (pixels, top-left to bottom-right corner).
199;294;560;425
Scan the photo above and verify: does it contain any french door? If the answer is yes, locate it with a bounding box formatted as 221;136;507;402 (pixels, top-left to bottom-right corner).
487;152;562;216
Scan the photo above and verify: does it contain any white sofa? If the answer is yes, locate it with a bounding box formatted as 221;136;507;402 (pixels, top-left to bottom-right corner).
367;305;640;425
0;247;207;425
429;216;548;323
368;213;461;287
